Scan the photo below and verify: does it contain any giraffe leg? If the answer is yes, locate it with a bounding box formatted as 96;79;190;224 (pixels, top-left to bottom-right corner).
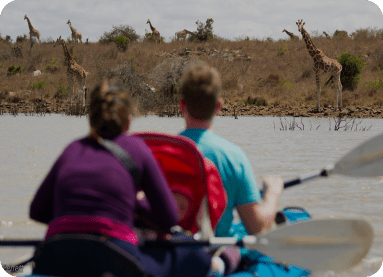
67;74;74;105
316;73;320;110
337;73;343;108
335;75;339;110
81;80;86;107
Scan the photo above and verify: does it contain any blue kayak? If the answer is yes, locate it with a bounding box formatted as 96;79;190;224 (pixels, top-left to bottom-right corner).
226;207;311;277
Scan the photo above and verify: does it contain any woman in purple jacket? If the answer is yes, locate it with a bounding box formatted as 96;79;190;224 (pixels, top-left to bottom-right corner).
30;80;211;277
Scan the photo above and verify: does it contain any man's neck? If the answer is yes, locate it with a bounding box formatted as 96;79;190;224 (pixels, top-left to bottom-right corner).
185;117;213;130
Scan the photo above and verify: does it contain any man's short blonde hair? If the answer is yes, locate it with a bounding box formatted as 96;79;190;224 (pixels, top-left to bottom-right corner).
180;64;222;120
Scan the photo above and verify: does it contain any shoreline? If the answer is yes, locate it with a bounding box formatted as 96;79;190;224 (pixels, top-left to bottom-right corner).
1;101;383;118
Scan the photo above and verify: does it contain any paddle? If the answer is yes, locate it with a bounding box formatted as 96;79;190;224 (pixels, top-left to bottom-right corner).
1;218;373;272
266;132;383;192
145;218;373;272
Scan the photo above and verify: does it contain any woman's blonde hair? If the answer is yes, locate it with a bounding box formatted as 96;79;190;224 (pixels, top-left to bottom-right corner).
89;80;132;138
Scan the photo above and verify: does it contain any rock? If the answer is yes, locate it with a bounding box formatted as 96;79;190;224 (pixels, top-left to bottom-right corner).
32;70;42;76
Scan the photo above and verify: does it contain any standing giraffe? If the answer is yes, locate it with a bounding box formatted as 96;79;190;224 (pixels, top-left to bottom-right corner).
146;19;160;43
323;31;332;40
67;20;82;43
54;36;87;106
296;20;342;110
282;29;299;40
24;15;41;44
175;29;192;41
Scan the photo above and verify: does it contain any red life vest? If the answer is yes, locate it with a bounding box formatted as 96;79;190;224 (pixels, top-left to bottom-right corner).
134;132;227;235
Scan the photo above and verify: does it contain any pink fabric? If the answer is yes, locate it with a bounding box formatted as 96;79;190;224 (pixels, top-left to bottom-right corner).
45;216;138;245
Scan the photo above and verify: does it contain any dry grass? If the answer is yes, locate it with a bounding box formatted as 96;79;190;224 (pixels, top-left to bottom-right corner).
1;29;383;113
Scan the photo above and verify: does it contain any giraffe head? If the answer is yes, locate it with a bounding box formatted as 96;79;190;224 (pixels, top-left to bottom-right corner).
146;19;150;24
53;36;63;48
24;15;27;20
296;19;305;33
282;29;286;33
67;20;71;25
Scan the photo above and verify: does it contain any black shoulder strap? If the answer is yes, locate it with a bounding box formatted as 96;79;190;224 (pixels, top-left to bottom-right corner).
98;138;142;187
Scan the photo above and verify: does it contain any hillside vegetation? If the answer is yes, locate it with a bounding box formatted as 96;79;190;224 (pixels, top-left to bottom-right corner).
1;27;383;115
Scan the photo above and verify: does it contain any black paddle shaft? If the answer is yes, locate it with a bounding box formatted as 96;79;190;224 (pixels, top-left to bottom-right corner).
261;168;329;196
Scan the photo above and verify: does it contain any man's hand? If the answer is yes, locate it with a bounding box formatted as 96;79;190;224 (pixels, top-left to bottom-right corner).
263;176;284;198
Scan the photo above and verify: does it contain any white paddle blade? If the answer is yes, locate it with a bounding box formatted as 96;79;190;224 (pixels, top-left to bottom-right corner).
333;133;383;177
245;219;373;272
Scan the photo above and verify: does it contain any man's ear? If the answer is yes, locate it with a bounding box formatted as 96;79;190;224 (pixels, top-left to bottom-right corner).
180;98;186;113
215;98;223;115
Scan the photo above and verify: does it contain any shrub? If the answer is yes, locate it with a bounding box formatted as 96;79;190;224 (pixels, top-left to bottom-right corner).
27;79;49;90
333;30;349;39
45;57;58;73
16;34;28;44
188;18;214;42
366;67;383;91
114;35;129;51
277;43;289;56
99;25;139;44
247;96;268;106
336;50;366;91
281;79;292;89
143;31;164;43
7;65;23;76
54;82;69;98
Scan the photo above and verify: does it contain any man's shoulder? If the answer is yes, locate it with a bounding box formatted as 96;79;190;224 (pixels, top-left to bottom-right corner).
181;129;245;159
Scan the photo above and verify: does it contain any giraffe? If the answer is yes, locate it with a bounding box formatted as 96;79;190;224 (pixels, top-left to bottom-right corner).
54;36;87;106
282;29;299;40
24;15;41;44
296;19;342;110
146;19;160;43
67;20;82;43
323;31;332;40
175;29;192;41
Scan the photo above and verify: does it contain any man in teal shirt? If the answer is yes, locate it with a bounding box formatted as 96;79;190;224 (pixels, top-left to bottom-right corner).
178;64;284;238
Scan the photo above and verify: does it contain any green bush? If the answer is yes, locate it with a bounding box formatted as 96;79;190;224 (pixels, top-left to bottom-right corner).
99;25;139;44
54;82;69;98
281;79;292;89
143;31;164;43
333;30;349;39
188;18;214;42
45;57;58;73
366;67;383;91
114;35;129;51
27;79;49;90
336;50;366;91
277;43;289;56
7;65;23;76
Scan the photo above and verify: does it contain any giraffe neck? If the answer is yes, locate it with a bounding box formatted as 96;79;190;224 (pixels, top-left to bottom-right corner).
69;23;76;33
61;40;74;63
300;27;317;59
286;31;293;37
26;17;34;31
148;21;155;32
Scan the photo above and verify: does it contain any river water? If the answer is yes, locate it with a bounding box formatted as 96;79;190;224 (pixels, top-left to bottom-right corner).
0;114;383;277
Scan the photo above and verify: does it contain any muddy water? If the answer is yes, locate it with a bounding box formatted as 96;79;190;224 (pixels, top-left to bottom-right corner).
1;114;383;276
